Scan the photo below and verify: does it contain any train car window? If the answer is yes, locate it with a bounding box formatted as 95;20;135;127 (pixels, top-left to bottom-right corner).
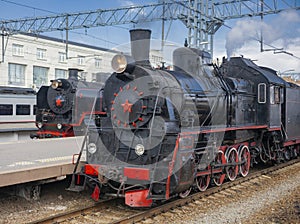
16;104;30;115
280;87;284;103
270;86;281;104
258;83;266;103
270;86;275;104
0;104;13;115
274;86;280;104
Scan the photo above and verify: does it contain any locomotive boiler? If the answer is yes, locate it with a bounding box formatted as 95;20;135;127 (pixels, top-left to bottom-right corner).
33;68;103;138
71;29;300;207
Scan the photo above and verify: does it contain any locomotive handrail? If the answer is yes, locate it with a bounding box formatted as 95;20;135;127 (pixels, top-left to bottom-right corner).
212;63;233;127
70;89;102;174
148;86;165;146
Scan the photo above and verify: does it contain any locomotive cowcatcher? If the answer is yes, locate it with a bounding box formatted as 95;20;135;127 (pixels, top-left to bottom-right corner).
69;29;300;207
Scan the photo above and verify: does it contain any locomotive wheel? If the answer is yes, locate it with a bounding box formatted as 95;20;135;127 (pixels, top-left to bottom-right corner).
213;150;226;186
292;146;298;158
238;145;251;177
283;147;291;161
179;187;192;198
196;175;210;192
225;147;239;181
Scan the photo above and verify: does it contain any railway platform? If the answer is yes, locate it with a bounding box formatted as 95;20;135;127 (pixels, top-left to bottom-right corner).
0;122;37;142
0;136;85;199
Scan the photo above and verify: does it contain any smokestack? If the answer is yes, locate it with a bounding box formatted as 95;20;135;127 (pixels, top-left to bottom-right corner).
68;68;81;80
129;29;151;66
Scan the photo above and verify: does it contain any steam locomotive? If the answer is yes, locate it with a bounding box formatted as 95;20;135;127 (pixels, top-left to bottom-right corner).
32;69;103;138
71;29;300;207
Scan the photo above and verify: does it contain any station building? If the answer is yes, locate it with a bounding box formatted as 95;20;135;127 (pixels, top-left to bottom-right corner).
0;33;163;90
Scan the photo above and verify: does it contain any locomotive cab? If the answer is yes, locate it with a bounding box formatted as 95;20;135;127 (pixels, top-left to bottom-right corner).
220;57;286;130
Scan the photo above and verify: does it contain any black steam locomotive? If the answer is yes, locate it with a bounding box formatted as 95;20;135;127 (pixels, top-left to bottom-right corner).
71;29;300;207
32;69;103;138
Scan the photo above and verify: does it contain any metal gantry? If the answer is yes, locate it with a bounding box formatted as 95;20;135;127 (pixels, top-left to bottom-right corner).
0;0;299;55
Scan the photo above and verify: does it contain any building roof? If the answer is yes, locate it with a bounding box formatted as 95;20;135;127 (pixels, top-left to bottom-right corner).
21;32;111;52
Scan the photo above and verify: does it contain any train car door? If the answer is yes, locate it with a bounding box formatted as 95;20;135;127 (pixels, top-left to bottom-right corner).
269;85;282;128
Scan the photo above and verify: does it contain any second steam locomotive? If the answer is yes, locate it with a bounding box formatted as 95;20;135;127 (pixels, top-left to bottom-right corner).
33;69;102;138
70;29;300;207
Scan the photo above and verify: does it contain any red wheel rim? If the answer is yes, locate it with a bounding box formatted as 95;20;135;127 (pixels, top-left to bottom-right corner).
238;145;251;177
225;147;239;181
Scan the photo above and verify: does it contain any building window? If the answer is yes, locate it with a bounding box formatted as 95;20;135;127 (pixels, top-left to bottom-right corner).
12;44;24;56
8;63;26;86
33;66;49;88
58;52;66;63
151;55;163;67
92;72;109;83
37;48;46;60
0;104;13;115
55;69;67;79
16;104;30;115
78;56;85;65
95;58;102;68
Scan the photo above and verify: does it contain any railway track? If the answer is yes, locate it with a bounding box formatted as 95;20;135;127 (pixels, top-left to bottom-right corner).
29;158;300;224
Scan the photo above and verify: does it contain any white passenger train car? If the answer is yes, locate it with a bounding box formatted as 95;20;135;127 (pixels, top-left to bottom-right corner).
0;87;36;124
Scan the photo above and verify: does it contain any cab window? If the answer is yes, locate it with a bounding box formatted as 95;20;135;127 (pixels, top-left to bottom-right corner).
270;86;281;104
258;83;266;103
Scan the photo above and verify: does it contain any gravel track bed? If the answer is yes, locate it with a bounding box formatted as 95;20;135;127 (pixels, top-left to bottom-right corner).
139;162;300;224
0;179;95;224
0;162;299;224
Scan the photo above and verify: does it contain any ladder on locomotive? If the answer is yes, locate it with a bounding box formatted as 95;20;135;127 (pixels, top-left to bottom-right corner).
148;135;176;200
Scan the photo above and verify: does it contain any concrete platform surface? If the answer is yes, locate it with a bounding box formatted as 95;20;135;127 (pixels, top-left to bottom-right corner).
0;136;85;187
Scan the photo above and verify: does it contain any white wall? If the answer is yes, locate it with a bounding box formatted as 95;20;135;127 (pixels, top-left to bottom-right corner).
0;34;115;90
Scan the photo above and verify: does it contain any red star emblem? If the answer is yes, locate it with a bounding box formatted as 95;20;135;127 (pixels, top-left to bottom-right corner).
56;98;62;107
121;99;133;113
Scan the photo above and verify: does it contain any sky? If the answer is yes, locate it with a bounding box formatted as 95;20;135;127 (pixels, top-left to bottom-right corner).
0;0;300;73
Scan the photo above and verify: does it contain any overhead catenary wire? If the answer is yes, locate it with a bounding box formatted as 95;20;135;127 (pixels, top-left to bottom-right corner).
1;0;299;61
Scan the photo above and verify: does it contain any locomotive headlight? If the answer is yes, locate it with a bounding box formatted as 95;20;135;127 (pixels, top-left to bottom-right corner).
111;54;135;74
111;54;127;73
88;143;97;154
57;123;62;130
135;144;145;156
37;122;43;129
51;80;62;89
